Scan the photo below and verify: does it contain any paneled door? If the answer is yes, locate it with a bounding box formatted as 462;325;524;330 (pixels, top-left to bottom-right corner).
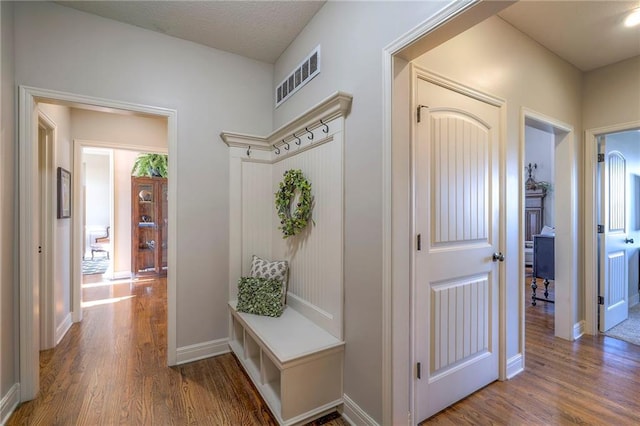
599;138;629;332
414;74;501;422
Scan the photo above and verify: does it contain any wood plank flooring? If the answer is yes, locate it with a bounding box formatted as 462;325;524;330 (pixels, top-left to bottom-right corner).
8;275;640;425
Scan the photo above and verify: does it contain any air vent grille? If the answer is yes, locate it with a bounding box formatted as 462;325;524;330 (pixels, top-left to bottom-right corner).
276;45;321;107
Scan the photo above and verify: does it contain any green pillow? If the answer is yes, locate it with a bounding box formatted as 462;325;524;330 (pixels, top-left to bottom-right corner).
236;277;284;317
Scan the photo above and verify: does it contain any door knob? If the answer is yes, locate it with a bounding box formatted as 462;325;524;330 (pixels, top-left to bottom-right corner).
492;252;505;262
625;238;635;244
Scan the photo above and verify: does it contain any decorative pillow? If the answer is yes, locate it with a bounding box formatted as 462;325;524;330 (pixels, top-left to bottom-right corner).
236;277;284;317
250;255;289;303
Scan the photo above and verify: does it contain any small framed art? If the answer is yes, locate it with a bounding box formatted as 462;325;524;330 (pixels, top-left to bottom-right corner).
57;167;71;219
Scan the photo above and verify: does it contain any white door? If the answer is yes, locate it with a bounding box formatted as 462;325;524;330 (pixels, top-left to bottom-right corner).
414;76;501;422
599;139;629;332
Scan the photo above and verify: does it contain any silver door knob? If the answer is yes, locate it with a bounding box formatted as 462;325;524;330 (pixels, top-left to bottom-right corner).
625;238;634;244
492;252;505;262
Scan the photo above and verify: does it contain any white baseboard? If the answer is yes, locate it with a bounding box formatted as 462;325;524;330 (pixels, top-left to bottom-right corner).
0;383;20;426
112;270;133;280
506;353;524;379
573;320;585;340
630;293;639;307
56;313;73;345
176;338;229;365
341;394;379;426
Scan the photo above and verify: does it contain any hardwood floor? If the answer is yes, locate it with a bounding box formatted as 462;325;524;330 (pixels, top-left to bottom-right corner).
423;277;640;424
8;274;640;425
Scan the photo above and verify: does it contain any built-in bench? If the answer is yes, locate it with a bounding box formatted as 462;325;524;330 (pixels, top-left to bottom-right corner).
228;301;345;425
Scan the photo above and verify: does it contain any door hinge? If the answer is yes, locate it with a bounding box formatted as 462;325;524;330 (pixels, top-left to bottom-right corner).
598;296;604;305
597;225;604;234
417;105;429;123
416;362;422;379
597;153;605;162
417;234;422;251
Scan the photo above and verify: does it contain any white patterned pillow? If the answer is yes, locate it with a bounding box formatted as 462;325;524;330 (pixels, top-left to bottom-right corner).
250;255;289;304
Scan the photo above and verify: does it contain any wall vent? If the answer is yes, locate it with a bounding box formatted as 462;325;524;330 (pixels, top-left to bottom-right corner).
275;45;321;108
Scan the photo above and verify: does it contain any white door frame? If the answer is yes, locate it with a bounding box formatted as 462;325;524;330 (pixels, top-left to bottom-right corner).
521;108;577;340
37;110;56;350
18;85;178;401
382;1;517;423
584;120;640;335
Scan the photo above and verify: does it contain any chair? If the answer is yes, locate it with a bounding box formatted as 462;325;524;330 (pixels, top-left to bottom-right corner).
91;226;110;260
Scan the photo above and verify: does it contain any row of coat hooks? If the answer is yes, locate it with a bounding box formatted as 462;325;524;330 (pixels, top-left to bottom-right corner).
274;119;329;155
245;119;330;157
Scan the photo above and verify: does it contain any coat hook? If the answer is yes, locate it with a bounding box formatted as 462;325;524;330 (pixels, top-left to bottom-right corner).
305;127;314;140
247;146;251;157
284;142;290;151
294;132;301;145
320;119;329;133
275;146;280;155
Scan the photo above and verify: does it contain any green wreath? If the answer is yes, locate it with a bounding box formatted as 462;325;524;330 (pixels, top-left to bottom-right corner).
275;169;314;238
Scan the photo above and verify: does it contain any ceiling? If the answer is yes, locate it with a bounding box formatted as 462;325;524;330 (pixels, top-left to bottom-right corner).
56;1;325;64
498;0;640;72
56;1;639;71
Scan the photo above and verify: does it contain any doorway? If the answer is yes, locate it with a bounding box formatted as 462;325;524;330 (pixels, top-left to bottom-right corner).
596;129;640;342
18;86;178;401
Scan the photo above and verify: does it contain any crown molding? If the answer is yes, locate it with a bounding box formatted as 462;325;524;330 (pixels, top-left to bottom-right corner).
221;91;352;149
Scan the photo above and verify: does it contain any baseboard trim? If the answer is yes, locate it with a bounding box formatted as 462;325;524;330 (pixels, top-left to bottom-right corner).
341;394;379;426
112;270;133;280
0;383;20;425
630;293;639;307
573;320;585;340
506;353;524;379
56;313;73;345
176;338;229;365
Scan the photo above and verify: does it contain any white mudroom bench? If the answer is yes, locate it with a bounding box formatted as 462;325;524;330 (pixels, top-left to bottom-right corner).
228;301;345;425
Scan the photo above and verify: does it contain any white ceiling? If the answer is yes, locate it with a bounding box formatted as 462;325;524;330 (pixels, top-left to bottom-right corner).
56;1;639;71
498;0;640;71
56;1;325;64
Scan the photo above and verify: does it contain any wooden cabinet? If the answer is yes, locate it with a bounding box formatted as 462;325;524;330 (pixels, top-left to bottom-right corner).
525;188;546;242
131;176;167;277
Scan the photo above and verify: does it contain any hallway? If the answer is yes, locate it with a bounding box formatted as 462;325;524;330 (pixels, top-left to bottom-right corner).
7;278;283;425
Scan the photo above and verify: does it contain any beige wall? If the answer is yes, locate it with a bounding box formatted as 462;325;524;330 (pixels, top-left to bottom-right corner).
113;150;140;275
583;56;640;131
1;0;17;404
71;108;167;148
38;103;73;341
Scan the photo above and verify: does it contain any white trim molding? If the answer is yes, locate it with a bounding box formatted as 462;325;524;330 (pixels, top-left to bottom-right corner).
0;383;20;426
573;321;585;340
506;354;524;379
55;313;73;345
342;394;379;426
19;85;179;402
176;338;230;365
220;91;352;150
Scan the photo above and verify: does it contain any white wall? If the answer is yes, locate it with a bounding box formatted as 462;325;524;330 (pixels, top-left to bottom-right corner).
415;14;583;355
583;56;640;131
0;0;17;411
272;1;453;420
14;1;274;349
38;102;73;339
525;125;555;227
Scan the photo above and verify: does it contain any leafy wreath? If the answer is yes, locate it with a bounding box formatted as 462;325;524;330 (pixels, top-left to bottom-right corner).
275;169;314;238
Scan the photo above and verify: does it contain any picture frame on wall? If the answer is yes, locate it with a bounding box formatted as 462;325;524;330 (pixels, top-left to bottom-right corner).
57;167;71;219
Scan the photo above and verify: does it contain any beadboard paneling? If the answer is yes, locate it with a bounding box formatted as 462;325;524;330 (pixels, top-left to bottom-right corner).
271;128;343;339
430;275;489;376
241;161;273;276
